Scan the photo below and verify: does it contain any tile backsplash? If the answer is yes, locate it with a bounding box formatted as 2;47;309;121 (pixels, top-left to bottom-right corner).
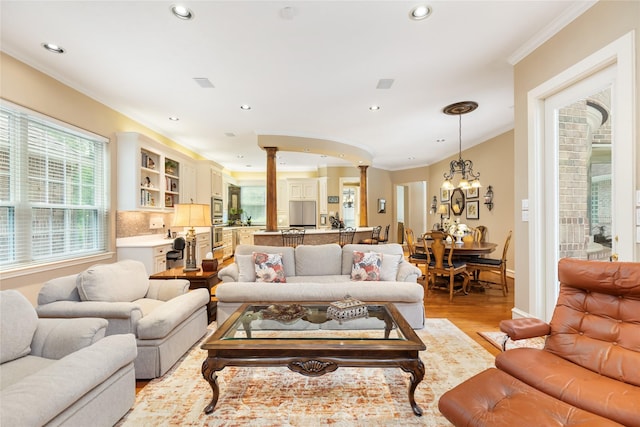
117;211;175;238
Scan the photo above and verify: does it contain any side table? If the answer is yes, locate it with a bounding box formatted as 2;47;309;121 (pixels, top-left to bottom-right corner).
150;267;220;323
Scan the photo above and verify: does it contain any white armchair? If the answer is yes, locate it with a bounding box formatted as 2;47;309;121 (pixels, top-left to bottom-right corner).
36;259;209;379
1;290;137;427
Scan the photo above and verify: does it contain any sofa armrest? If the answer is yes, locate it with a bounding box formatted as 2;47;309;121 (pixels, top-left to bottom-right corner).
137;288;209;339
217;263;239;283
146;279;190;301
500;318;550;341
36;300;143;320
31;317;108;359
396;261;422;282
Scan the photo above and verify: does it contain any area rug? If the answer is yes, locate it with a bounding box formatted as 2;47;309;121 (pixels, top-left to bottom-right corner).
117;319;495;426
477;331;546;351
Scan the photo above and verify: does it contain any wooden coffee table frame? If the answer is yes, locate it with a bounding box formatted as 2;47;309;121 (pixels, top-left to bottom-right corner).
201;302;426;416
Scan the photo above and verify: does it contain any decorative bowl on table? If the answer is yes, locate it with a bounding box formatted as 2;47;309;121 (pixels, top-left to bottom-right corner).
260;304;308;324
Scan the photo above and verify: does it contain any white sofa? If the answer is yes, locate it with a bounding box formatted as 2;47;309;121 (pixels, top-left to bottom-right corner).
216;243;425;328
1;290;137;427
36;260;210;379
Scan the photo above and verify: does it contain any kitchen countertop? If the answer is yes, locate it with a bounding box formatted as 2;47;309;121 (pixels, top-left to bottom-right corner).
253;227;373;235
116;227;211;248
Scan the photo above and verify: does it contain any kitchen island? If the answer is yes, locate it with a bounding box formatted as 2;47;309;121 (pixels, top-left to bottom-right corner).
252;227;374;246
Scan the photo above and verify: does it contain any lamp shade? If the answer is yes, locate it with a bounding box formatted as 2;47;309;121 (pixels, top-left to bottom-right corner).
173;203;212;227
437;204;449;215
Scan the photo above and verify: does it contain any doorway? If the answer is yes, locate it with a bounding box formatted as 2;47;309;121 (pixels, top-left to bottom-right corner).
528;32;635;321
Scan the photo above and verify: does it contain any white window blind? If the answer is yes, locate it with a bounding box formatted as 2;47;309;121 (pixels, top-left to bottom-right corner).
0;101;109;271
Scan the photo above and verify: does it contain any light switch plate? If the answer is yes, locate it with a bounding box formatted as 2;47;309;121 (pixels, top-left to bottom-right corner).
521;199;529;210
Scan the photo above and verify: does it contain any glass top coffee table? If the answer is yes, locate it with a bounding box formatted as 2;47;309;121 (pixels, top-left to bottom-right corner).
201;302;426;416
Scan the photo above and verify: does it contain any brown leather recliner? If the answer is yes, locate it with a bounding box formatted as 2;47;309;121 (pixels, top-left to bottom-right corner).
438;258;640;427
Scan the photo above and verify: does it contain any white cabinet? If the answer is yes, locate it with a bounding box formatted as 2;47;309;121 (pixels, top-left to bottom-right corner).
196;163;224;204
196;232;211;264
288;179;317;200
236;227;258;246
211;168;223;197
318;177;328;214
117;241;175;275
117;132;188;211
277;179;289;227
181;162;197;204
222;230;233;260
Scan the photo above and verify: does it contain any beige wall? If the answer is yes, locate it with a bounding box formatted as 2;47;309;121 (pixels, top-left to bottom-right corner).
513;1;640;314
0;53;202;303
390;131;515;270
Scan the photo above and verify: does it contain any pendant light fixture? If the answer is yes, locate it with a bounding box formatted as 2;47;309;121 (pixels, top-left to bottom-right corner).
441;101;481;190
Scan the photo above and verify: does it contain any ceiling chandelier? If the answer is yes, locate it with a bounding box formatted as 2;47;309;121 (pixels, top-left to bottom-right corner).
441;101;481;191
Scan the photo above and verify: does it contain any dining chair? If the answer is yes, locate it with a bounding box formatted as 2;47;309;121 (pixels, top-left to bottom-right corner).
359;225;382;244
281;228;306;248
424;231;470;302
474;225;488;243
376;224;390;244
404;228;428;283
465;230;512;296
337;227;356;247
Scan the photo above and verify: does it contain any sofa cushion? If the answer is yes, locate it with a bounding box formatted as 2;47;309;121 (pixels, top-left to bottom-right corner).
496;347;640;427
76;260;149;302
341;243;404;275
295;244;342;276
0;355;54;390
379;253;402;281
254;252;287;283
235;254;257;282
235;244;296;277
0;290;38;364
37;274;81;305
350;251;381;281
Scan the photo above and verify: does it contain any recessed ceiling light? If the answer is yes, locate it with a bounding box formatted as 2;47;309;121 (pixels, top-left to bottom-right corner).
409;5;432;21
320;155;327;158
168;116;179;121
369;105;381;111
236;154;244;159
240;104;251;110
42;43;65;54
408;156;416;160
437;138;446;143
171;4;193;20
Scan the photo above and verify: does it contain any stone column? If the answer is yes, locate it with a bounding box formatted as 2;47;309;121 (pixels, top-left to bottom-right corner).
359;165;368;227
265;147;278;231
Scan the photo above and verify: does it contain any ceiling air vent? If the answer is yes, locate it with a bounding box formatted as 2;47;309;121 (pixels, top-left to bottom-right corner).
193;78;214;88
376;79;394;89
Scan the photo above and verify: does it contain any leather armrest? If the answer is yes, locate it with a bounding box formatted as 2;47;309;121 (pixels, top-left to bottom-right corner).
499;318;550;340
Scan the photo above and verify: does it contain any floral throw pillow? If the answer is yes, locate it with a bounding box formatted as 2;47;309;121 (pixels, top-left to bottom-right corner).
253;252;286;283
350;251;381;281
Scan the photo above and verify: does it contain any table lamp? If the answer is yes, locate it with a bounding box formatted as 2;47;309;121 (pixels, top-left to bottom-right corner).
437;204;449;231
173;203;212;271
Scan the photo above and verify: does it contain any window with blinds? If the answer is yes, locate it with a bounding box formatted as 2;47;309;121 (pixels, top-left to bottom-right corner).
0;101;109;272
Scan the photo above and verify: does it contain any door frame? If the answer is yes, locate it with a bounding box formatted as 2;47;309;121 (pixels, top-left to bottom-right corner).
526;31;635;320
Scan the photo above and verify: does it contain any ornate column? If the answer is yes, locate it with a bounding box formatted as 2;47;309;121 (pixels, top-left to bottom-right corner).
265;147;278;231
359;165;368;227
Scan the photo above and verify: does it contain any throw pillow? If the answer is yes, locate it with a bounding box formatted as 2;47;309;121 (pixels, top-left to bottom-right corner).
253;252;286;283
351;251;381;281
235;254;257;282
378;252;402;281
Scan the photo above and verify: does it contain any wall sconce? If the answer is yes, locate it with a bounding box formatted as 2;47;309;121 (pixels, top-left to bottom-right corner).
484;185;494;211
430;196;438;214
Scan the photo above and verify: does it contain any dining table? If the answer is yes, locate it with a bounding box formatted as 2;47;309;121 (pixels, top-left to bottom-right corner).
416;238;497;257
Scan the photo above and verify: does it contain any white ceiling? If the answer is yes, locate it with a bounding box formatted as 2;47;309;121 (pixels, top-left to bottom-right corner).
1;1;594;172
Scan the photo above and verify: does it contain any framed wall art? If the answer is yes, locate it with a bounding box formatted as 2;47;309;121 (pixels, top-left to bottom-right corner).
466;187;479;199
440;188;450;202
328;196;339;204
466;200;479;220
